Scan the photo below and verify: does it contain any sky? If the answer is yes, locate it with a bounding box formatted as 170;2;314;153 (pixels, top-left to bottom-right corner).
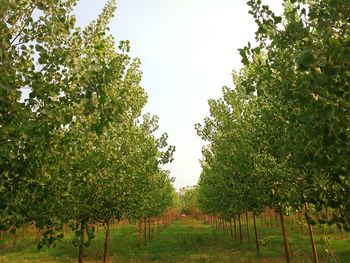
74;0;283;190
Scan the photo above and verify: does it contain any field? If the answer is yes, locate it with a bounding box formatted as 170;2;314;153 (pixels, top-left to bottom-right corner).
0;217;349;262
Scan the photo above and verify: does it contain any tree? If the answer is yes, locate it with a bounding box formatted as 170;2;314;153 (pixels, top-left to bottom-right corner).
1;2;177;262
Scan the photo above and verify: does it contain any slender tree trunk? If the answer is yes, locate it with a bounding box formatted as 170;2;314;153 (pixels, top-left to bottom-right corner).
238;214;243;242
307;221;319;263
222;217;225;234
234;216;237;241
157;218;160;234
143;217;147;246
278;207;291;263
305;203;319;263
103;222;109;263
139;219;142;248
253;214;260;253
229;218;233;239
148;218;151;242
339;226;344;240
79;221;85;263
245;211;250;246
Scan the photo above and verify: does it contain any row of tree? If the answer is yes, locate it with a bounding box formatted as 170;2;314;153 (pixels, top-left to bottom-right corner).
0;1;177;262
196;1;349;262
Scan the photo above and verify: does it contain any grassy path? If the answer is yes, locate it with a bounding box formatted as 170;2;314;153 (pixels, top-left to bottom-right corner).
0;218;279;262
0;218;349;262
136;218;279;263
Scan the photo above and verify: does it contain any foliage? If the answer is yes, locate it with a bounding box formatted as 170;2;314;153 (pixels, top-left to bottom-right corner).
196;0;350;232
0;0;177;258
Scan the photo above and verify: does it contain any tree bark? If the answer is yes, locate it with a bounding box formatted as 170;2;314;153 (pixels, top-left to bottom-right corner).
222;217;225;234
79;221;85;263
148;218;151;242
245;211;250;246
103;222;109;263
278;207;291;263
339;226;344;240
234;215;237;241
139;219;142;248
229;218;233;239
253;214;260;253
143;217;147;246
238;214;243;242
305;203;319;263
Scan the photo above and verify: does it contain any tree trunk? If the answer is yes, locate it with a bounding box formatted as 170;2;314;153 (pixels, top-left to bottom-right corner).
143;218;147;246
253;214;260;253
234;215;237;241
148;218;151;242
157;218;160;234
307;221;319;263
103;222;109;263
339;226;344;240
245;211;250;246
305;203;319;263
79;221;85;263
222;217;225;234
278;207;291;263
139;219;142;248
229;218;233;239
238;214;243;242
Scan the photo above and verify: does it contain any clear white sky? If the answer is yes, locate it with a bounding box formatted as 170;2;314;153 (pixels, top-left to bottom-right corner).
74;0;283;190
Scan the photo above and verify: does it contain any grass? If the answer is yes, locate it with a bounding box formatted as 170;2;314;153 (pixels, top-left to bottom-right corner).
0;217;349;262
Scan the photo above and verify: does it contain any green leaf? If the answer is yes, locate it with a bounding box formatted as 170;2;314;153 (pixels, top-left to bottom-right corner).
64;114;72;123
341;47;350;63
329;38;341;49
37;3;45;10
298;49;315;67
274;16;282;24
323;63;337;76
239;49;249;66
35;44;44;52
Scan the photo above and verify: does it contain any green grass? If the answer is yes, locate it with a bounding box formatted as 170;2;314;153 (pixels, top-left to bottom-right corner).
0;218;349;262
